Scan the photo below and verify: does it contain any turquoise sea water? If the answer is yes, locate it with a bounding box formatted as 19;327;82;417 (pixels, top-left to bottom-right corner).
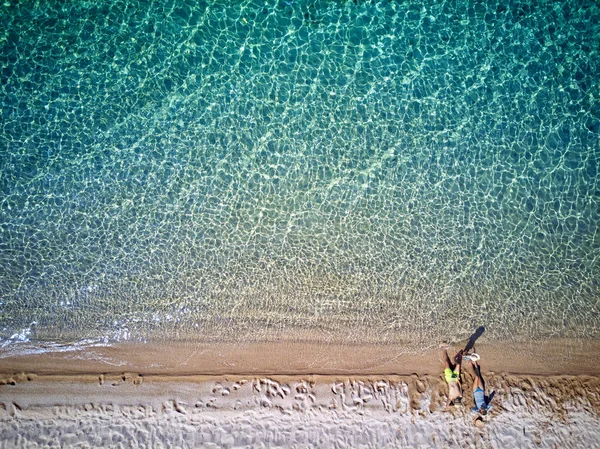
1;0;599;348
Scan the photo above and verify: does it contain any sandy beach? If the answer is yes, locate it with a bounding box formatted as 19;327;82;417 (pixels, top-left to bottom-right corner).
2;339;600;448
2;338;600;376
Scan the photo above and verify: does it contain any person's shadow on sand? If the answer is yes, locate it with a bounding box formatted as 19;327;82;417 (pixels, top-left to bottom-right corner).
464;326;485;354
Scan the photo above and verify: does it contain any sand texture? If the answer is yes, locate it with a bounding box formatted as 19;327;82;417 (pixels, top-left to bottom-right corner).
1;372;600;448
2;338;600;376
1;340;600;448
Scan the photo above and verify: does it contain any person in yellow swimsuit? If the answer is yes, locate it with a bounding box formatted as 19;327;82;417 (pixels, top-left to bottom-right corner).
441;346;463;408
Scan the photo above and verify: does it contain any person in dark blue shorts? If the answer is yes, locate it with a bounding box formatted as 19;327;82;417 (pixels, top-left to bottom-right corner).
469;356;493;415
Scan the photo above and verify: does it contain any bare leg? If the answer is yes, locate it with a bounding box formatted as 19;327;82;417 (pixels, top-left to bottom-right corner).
471;360;485;391
442;348;453;369
454;350;463;375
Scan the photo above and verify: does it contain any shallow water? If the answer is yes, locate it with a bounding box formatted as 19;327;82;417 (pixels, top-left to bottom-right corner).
1;0;599;347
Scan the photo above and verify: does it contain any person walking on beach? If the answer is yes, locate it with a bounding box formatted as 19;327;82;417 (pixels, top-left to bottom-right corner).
441;346;463;408
467;354;493;415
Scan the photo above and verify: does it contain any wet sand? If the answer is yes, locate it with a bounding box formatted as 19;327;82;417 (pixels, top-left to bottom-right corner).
2;338;600;376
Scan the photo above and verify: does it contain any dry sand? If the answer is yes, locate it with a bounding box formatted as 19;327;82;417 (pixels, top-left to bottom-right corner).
1;339;600;448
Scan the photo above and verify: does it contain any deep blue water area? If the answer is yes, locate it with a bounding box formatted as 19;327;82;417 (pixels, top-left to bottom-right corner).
1;0;599;347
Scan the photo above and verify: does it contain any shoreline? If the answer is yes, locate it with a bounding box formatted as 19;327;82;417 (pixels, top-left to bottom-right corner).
1;338;599;377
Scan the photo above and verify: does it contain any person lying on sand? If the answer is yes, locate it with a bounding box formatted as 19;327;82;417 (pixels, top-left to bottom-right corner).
466;354;493;415
441;346;463;408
